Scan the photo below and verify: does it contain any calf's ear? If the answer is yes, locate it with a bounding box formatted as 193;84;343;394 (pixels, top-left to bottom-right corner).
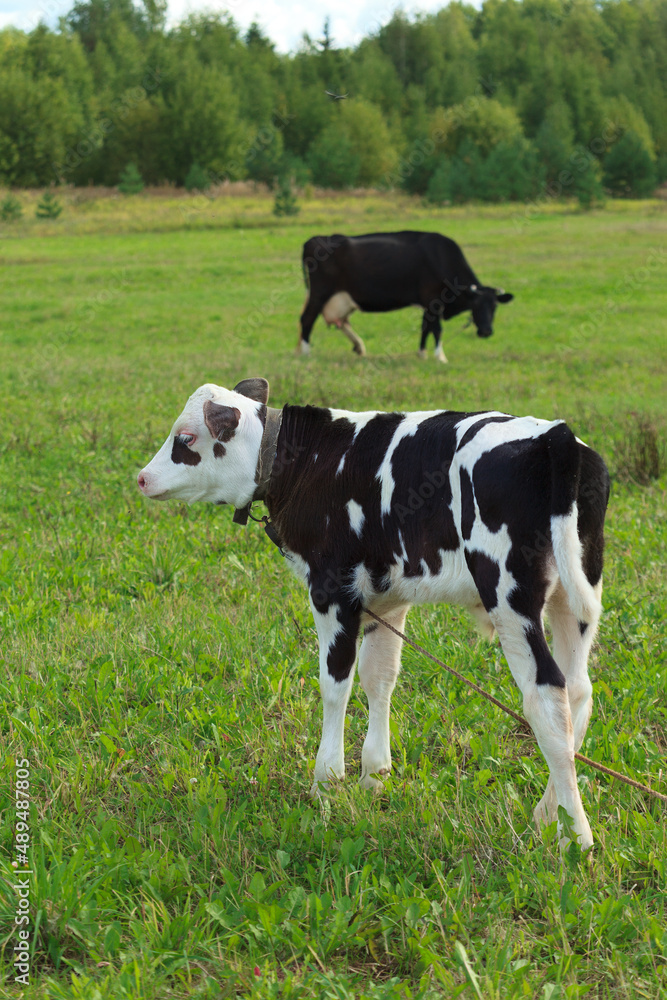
203;400;241;441
233;377;270;405
496;291;514;303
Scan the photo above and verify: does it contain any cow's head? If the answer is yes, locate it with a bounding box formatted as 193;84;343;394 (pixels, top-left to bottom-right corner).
137;378;270;506
469;285;514;338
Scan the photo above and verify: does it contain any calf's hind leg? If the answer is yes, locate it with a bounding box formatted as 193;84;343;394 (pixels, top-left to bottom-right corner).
492;606;594;849
534;580;601;827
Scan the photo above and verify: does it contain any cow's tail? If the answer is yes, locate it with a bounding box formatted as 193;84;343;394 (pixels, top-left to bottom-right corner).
547;422;602;625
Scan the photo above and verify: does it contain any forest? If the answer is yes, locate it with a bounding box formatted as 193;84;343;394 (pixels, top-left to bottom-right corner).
0;0;666;202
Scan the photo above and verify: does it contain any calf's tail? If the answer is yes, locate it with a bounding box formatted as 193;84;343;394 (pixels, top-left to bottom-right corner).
547;422;604;625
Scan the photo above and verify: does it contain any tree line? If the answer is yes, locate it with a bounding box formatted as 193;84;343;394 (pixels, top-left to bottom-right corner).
0;0;665;202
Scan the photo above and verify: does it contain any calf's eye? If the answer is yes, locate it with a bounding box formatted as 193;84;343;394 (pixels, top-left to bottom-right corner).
176;434;195;446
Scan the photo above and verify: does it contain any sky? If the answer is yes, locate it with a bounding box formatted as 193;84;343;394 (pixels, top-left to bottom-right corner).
0;0;456;51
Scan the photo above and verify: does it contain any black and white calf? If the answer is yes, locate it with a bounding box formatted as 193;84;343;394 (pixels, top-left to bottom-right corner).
138;378;609;849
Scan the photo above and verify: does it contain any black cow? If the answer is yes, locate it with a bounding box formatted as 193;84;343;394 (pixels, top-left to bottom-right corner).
299;231;514;361
138;377;610;851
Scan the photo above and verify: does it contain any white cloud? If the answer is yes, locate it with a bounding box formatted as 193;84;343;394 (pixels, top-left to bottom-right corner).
0;0;70;31
0;0;475;52
165;1;447;53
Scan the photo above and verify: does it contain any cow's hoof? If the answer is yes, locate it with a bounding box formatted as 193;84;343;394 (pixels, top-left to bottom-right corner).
298;340;311;355
418;349;427;360
352;345;366;356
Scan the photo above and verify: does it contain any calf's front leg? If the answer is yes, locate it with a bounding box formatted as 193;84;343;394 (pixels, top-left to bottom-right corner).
358;606;409;789
310;601;361;796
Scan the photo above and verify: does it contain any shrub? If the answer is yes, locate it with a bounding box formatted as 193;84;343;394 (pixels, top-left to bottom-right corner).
273;174;299;217
603;131;657;197
245;127;284;188
118;162;144;194
482;138;543;202
184;163;211;192
425;159;452;204
572;148;605;209
614;415;665;485
1;192;23;220
307;126;360;189
35;190;62;219
446;140;484;203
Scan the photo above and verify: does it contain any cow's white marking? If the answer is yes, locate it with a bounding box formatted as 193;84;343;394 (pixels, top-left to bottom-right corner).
346;499;365;537
329;408;380;438
322;291;359;326
377;412;442;516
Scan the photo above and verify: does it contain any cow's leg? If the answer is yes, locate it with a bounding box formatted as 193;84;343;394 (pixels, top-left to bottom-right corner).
341;320;366;356
310;601;361;796
490;605;593;850
534;580;601;827
299;295;325;355
432;319;447;363
419;311;431;359
358;606;409;789
419;311;446;361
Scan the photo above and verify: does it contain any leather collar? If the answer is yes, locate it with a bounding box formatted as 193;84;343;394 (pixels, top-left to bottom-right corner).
232;406;283;525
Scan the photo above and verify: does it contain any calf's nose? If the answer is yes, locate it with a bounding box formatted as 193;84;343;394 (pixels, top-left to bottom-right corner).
137;472;147;491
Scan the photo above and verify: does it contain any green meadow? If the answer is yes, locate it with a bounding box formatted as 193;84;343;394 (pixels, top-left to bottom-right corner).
0;190;666;999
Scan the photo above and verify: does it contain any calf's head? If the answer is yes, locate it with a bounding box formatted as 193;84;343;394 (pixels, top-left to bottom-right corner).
469;285;514;338
137;377;269;506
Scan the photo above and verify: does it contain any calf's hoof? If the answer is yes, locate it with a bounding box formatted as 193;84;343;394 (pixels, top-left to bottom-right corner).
359;767;390;791
533;801;594;852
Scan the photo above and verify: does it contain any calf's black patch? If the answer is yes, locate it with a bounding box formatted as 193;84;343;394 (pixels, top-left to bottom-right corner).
203;400;241;442
525;624;566;688
460;467;475;541
172;438;201;466
464;549;500;611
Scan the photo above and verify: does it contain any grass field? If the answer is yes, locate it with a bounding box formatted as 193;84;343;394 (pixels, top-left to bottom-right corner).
0;189;666;999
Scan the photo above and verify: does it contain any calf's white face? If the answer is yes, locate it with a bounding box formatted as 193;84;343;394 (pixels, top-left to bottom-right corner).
137;380;267;507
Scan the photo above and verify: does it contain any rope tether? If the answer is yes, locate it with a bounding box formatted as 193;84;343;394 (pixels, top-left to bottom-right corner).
363;608;667;805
